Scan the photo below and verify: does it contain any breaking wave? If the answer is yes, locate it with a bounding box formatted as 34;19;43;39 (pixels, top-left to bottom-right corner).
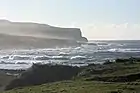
0;40;140;70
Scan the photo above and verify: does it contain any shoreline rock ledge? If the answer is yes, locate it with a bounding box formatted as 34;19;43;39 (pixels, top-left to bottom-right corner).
0;20;88;49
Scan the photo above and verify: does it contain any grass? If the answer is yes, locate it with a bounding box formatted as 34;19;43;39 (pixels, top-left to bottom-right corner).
78;62;140;83
78;62;140;78
2;80;140;93
2;58;140;93
103;62;140;77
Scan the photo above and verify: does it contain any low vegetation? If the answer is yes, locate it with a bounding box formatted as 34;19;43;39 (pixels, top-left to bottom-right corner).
2;57;140;93
3;81;140;93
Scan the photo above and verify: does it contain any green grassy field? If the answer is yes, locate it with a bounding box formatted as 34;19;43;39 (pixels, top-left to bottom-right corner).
2;58;140;93
3;80;140;93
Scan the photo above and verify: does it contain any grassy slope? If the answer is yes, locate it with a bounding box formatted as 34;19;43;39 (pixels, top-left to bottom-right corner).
78;62;140;80
3;81;140;93
103;63;140;77
2;60;140;93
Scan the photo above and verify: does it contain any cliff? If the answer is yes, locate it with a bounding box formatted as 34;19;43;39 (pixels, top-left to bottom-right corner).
0;20;87;49
0;34;80;49
0;20;87;42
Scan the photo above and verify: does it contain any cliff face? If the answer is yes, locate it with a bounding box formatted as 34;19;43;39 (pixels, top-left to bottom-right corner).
0;20;87;49
0;34;80;49
0;20;88;42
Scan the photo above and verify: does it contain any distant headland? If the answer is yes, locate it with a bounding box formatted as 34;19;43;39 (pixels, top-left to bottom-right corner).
0;20;88;49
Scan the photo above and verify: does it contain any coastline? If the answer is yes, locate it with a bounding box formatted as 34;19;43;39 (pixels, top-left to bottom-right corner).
1;57;140;92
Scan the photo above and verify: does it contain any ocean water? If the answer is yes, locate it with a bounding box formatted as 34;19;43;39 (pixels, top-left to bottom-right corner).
0;40;140;70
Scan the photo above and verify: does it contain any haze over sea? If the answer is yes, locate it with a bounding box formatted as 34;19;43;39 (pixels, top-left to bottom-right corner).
0;40;140;70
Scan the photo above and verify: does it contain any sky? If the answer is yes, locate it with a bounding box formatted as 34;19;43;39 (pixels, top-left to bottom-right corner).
0;0;139;40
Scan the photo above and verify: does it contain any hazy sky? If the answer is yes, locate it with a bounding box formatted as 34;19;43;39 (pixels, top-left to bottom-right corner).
0;0;139;40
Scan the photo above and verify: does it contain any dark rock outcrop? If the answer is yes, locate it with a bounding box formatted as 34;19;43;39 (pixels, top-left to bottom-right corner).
86;72;140;82
0;20;87;49
5;64;81;90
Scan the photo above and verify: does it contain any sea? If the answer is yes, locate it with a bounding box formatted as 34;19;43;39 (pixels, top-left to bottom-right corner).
0;40;140;70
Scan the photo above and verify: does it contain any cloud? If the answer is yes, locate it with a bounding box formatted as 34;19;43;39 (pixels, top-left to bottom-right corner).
81;23;140;40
